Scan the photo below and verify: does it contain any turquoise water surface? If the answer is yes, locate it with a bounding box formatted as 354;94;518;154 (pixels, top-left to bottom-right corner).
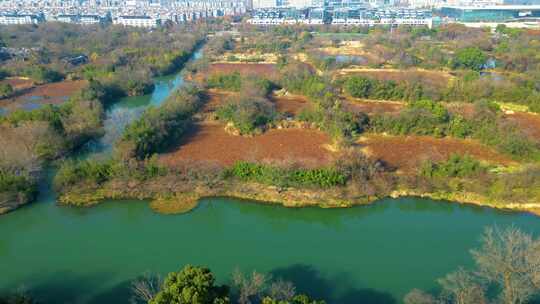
1;190;540;303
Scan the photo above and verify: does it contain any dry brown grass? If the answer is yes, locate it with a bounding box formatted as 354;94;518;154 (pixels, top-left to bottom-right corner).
505;112;540;143
160;122;333;168
271;93;311;116
0;79;87;112
360;134;515;173
344;98;404;116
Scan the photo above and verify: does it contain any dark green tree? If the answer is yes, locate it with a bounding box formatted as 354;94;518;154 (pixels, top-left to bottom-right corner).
452;47;488;71
150;265;230;304
0;83;13;99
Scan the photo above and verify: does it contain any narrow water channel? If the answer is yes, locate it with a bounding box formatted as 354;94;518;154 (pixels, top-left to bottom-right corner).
81;48;203;156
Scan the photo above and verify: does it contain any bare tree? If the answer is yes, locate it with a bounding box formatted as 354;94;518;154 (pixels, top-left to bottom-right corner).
268;279;296;302
232;268;269;304
471;226;540;304
130;272;162;304
403;289;437;304
438;267;486;304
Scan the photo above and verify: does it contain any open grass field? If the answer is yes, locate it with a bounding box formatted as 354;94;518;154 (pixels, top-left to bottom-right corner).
359;134;515;173
160;122;333;168
0;79;87;112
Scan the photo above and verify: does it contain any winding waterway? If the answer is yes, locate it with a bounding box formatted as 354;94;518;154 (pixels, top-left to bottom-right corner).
2;47;540;304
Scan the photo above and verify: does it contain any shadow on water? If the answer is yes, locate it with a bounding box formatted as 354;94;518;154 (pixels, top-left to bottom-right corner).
87;280;133;304
3;271;116;304
270;264;396;304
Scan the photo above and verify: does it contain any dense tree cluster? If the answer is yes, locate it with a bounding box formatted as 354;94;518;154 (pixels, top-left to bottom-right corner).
131;265;325;304
0;83;13;99
118;85;204;159
343;75;424;101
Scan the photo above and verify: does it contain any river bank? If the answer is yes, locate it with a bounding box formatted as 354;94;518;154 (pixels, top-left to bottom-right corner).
55;174;540;217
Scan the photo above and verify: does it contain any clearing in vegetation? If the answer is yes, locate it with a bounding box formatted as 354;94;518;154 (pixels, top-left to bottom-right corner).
160;122;332;168
201;89;237;115
345;98;404;116
271;93;311;116
360;134;515;173
319;40;368;56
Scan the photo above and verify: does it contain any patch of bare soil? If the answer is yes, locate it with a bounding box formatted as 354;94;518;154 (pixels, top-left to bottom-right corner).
344;98;404;116
271;93;311;116
505;112;540;143
202;89;237;115
360;134;515;173
160;123;333;168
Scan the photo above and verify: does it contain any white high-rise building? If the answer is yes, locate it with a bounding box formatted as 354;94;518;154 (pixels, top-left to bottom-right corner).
253;0;278;8
287;0;312;8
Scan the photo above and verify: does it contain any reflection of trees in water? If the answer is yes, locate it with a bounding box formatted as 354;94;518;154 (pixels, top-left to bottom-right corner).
270;264;396;304
211;197;392;232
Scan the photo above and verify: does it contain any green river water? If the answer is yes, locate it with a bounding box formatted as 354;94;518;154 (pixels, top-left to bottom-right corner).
2;48;540;304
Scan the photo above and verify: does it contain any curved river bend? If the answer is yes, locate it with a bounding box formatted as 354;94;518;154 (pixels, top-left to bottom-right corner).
2;48;540;304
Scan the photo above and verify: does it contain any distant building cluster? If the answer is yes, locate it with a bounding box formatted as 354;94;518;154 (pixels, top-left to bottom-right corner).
0;0;539;28
247;7;433;26
440;4;540;22
0;0;247;27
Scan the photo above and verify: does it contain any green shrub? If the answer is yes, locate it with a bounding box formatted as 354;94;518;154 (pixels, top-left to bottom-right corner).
343;76;424;101
54;155;167;190
120;85;203;159
0;169;37;195
0;69;8;80
23;66;63;84
54;159;113;189
0;83;14;99
451;47;488;71
216;97;276;135
208;72;242;91
420;154;485;178
229;161;346;188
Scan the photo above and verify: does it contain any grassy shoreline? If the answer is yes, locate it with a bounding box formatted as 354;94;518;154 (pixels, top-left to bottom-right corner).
55;178;540;217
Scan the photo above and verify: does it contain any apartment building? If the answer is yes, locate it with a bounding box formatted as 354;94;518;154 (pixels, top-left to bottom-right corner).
0;13;43;24
113;15;160;26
